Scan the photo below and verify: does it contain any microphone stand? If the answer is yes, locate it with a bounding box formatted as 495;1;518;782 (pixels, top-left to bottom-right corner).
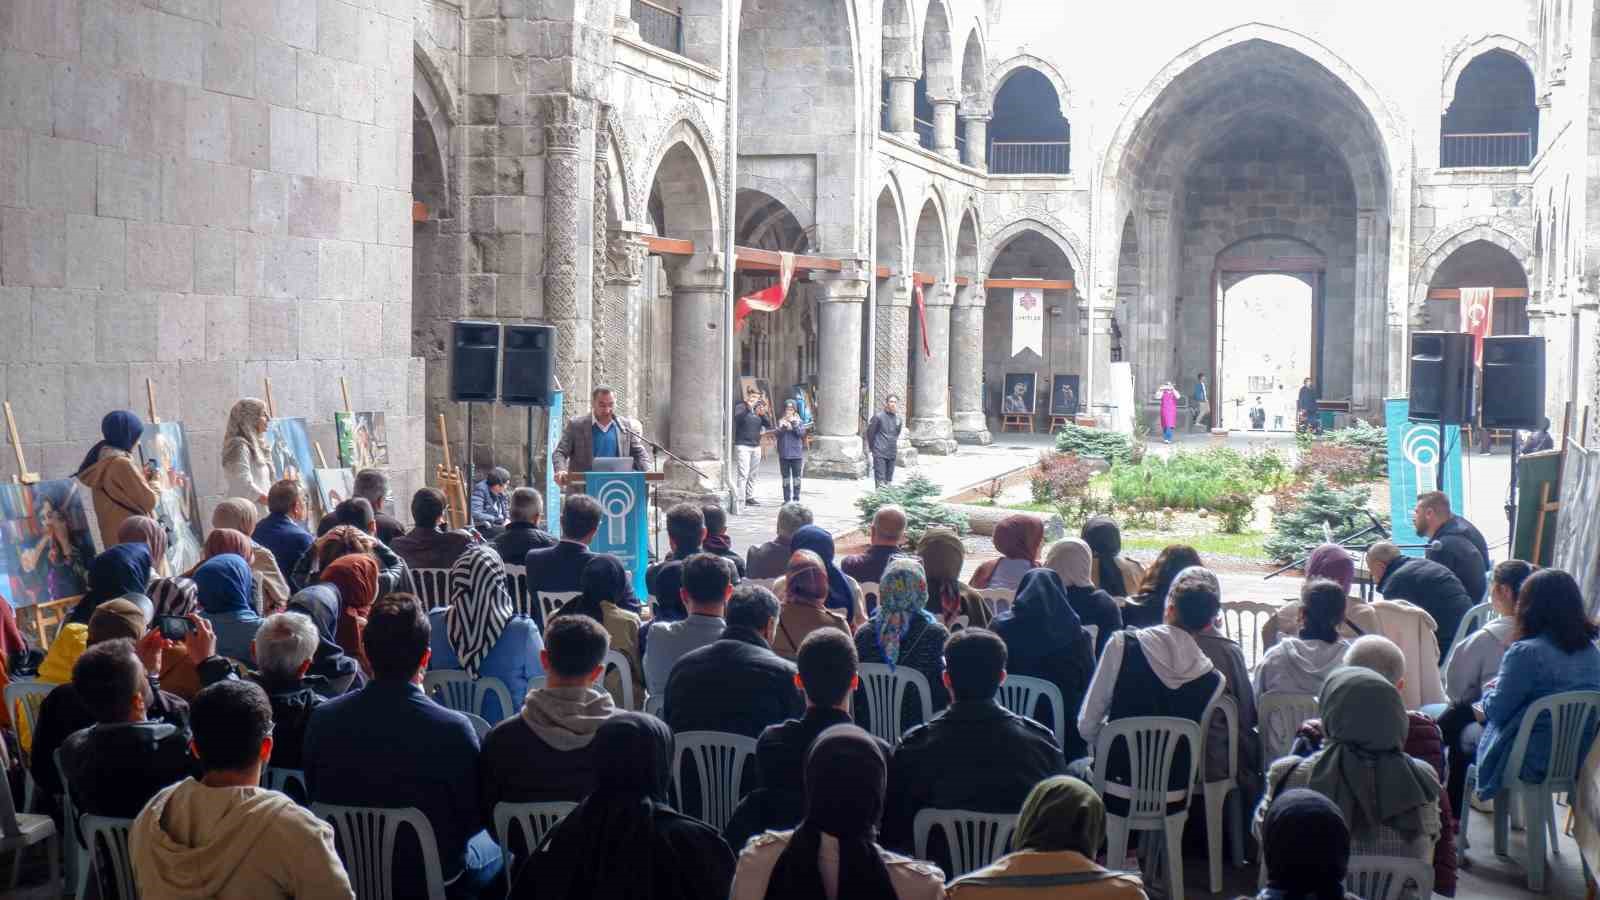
617;422;707;559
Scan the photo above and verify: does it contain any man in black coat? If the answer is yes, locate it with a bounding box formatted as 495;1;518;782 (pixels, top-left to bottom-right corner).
882;628;1067;856
1368;541;1474;661
864;395;903;488
645;504;706;597
524;494;639;617
1413;491;1491;604
491;487;558;565
662;585;802;738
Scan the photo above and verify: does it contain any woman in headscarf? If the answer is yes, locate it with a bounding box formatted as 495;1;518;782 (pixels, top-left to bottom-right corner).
429;544;541;721
640;559;685;660
76;410;160;550
221;398;274;509
67;543;153;625
992;569;1095;760
1079;517;1143;600
1255;578;1351;699
1255;667;1441;863
1045;538;1122;655
772;550;850;661
946;776;1147;898
148;577;203;698
854;558;950;730
1122;544;1202;629
1253;789;1361;900
321;553;379;678
294;523;409;600
194;553;261;664
209;498;290;613
918;528;991;634
555;554;642;709
116;515;168;578
1263;543;1380;649
510;711;736;900
286;584;363;696
790;525;865;628
732;724;945;900
970;515;1043;593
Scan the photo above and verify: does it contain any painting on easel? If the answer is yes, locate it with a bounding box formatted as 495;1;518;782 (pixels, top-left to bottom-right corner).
138;422;206;575
0;480;98;610
314;468;356;520
335;412;389;468
264;418;322;503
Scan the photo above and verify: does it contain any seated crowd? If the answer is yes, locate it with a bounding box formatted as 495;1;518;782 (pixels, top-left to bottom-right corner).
11;478;1599;900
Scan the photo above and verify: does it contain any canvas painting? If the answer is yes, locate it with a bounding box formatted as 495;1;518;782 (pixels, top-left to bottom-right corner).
137;422;206;575
1049;374;1081;417
1002;373;1037;415
314;468;356;519
335;411;390;468
264;418;322;506
0;479;98;610
1554;440;1600;614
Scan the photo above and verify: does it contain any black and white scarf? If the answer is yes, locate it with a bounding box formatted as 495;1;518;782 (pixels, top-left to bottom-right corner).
446;545;515;678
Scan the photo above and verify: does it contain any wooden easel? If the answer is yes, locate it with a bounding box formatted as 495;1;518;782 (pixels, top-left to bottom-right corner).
145;378;160;424
434;414;469;529
1531;481;1560;564
264;378;276;417
3;401;39;485
1001;413;1033;433
1047;415;1072;434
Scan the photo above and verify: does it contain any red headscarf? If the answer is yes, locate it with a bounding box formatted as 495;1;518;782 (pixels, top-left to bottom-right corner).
322;554;380;677
971;515;1044;588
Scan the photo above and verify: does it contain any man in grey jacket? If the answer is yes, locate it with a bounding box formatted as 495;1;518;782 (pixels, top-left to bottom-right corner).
864;395;902;489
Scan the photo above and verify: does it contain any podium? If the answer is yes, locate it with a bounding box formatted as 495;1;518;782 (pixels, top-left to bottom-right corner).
565;471;663;600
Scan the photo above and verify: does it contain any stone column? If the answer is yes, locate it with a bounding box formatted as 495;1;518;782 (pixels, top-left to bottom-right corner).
808;266;871;478
603;223;652;414
541;94;595;419
886;76;917;137
1087;290;1116;418
961;113;989;170
1352;209;1380;413
950;283;991;444
910;282;957;453
931;97;960;160
662;258;728;503
613;0;639;34
875;277;919;466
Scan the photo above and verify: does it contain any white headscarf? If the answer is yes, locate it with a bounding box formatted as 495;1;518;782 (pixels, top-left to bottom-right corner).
1045;538;1095;589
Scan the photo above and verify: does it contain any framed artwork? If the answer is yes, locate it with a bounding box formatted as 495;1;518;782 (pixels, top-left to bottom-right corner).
1001;373;1037;415
1049;374;1081;417
0;479;98;609
738;377;773;415
314;468;356;520
137;422;206;574
264;418;321;505
1554;440;1600;614
335;411;389;468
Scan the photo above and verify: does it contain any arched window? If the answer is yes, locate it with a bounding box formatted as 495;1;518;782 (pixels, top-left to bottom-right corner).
990;68;1069;173
1441;51;1538;167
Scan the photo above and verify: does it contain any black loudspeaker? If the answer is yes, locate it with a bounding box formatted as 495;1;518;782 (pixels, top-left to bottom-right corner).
1481;335;1545;431
1409;331;1474;424
450;321;501;402
501;324;556;406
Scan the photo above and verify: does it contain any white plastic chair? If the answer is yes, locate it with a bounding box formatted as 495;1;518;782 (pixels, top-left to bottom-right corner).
994;675;1065;747
1344;855;1434;900
502;563;532;617
1460;689;1600;891
978;588;1014;616
1084;624;1099;652
858;581;880;613
314;803;447;900
644;694;664;717
7;679;54;812
538;591;581;628
671;731;756;831
81;815;135;900
1192;694;1245;893
0;734;57;893
604;649;635;710
1442;600;1497;670
409;568;452;610
494;800;577;878
912;809;1017;879
1257;693;1318;762
56;749;88;900
423;671;514;722
856;663;934;746
1219;600;1277;670
262;767;308;802
1092;716;1202;900
465;713;492;740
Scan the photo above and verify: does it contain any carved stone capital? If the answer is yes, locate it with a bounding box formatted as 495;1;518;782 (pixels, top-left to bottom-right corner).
540;94;592;152
605;224;651;286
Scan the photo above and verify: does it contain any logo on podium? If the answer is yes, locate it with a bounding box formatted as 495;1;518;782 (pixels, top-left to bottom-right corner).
584;470;649;600
1384;397;1463;556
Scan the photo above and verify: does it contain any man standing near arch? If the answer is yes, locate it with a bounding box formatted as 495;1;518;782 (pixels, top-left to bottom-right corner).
554;385;651;487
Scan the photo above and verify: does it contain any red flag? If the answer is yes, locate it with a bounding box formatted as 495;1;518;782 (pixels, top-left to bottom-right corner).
734;251;796;331
914;282;931;358
1460;286;1493;366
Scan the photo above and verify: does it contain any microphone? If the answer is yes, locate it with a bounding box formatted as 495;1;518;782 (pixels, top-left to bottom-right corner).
1365;510;1389;537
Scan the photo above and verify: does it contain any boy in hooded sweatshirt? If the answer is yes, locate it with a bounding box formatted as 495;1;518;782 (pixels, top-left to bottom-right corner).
130;680;353;899
1254;578;1352;699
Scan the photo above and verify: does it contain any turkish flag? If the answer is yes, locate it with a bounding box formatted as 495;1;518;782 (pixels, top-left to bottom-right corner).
1460;286;1494;366
734;251;796;331
914;282;931;358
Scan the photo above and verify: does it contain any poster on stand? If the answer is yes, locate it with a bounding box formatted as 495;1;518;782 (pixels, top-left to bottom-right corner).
1011;287;1044;358
1383;398;1464;556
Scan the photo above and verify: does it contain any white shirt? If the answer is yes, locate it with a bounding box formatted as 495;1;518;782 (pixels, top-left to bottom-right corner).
730;830;946;900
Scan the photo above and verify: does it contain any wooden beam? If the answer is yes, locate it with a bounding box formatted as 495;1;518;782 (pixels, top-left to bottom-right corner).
734;247;842;273
1427;287;1529;299
954;275;970;286
412;201;428;223
875;265;891;279
986;278;1074;290
643;235;694;256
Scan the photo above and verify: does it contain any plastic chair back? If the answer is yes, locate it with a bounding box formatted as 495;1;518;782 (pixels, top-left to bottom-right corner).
502;564;531;617
644;694;664;717
262;767;307;804
7;680;53;811
1084;624;1098;651
858;581;880;614
978;588;1014;616
994;674;1065;746
603;650;635;710
1505;689;1600;793
1219;600;1277;669
538;591;580;628
494;801;577;875
912;808;1017;879
409;569;452;611
671;731;756;831
856;663;934;746
1344;855;1434;900
1092;716;1202;823
81;816;135;900
313;804;447;900
422;671;514;722
1443;601;1498;669
1258;693;1318;761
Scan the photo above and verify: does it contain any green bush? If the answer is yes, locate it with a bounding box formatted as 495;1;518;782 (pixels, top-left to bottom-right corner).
855;474;968;548
1053;424;1135;464
1030;452;1101;529
1263;476;1385;562
1108;447;1285;511
1324;422;1388;478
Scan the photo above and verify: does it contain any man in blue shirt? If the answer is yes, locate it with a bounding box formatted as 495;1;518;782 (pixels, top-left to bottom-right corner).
252;479;315;579
304;594;501;896
552;385;650;486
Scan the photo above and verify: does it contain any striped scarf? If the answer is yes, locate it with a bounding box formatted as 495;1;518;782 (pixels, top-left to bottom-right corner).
446;545;515;679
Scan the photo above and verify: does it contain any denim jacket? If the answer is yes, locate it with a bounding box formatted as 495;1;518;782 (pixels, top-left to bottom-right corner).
1475;635;1600;798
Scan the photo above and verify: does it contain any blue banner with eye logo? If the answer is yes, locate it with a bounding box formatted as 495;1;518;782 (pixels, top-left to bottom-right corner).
544;391;564;539
584;470;650;600
1385;397;1464;557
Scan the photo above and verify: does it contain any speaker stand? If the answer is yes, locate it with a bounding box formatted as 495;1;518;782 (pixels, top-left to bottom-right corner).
1506;433;1521;551
465;402;476;488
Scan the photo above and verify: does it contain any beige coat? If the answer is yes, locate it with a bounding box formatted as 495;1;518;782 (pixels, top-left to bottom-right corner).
78;448;160;551
600;600;645;709
772;602;851;660
947;850;1148;900
1370;599;1448;708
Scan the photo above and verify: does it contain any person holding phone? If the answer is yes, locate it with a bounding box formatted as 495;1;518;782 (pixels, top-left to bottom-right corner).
76;410;161;550
775;399;808;503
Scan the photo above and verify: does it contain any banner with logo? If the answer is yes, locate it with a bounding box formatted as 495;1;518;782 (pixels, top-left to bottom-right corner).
1011;287;1044;357
1384;397;1464;556
545;390;564;539
584;470;650;599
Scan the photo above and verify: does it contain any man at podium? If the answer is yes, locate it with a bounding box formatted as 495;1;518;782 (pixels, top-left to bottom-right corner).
553;384;651;485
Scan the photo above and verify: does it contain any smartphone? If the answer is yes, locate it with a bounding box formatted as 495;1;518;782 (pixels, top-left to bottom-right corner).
153;615;191;641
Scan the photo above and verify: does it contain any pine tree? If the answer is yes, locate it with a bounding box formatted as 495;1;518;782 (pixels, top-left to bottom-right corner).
1264;476;1383;562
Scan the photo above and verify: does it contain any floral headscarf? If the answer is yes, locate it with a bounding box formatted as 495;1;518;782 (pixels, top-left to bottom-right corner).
873;558;930;668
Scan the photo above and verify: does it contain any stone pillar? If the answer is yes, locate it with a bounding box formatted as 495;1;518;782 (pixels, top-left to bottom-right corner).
950;284;992;444
664;258;727;502
614;0;639;34
911;282;957;453
603;223;652;414
875;277;919;466
1088;291;1116;416
808;266;871;478
887;76;917;137
931;97;960;160
541;94;595;419
961;114;989;170
1352;209;1381;413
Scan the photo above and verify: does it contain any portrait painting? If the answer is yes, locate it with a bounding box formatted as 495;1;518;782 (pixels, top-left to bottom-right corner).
0;479;98;609
335;411;389;468
1049;374;1081;417
1002;373;1037;415
264;418;322;504
137;422;205;574
314;468;356;520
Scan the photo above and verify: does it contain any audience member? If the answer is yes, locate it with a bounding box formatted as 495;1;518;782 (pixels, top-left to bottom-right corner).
284;584;364;697
116;514;168;578
884;629;1066;855
640;559;685;659
856;559;952;730
236;611;328;771
149;577;203;699
254;480;316;584
491;487;557;563
392;488;474;571
1255;578;1350;698
211;499;292;613
791;524;865;627
733;724;946;899
291;514;408;598
1263;543;1380;649
555;554;644;708
1414;490;1491;605
77;409;160;550
771;550;850;660
643;553;731;695
702;504;747;578
664;584;802;738
842;505;909;585
305;593;501;895
321;552;380;678
1079;517;1144;600
920;528;993;633
1251;790;1361;900
429;545;543;721
1367;541;1472;662
646;503;706;595
747;502;814;579
970;515;1043;592
525;494;608;608
1120;544;1201;629
131;680;354;899
66;542;153;626
470;466;512;534
509;712;736;900
992;569;1094;760
947;776;1146;898
194;553;263;665
316;470;405;543
1044;538;1123;656
1438;559;1529;816
1187;573;1264;810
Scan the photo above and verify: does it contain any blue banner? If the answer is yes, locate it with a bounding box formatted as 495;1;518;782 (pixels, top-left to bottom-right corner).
544;391;564;539
585;470;650;600
1384;397;1465;557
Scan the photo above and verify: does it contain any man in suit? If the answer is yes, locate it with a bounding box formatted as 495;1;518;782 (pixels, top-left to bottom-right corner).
524;494;640;615
553;385;650;486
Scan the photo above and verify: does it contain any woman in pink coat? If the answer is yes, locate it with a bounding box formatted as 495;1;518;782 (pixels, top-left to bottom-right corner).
1158;383;1179;443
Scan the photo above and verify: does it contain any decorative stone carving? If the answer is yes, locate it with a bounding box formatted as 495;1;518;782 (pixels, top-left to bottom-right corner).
540;93;596;418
